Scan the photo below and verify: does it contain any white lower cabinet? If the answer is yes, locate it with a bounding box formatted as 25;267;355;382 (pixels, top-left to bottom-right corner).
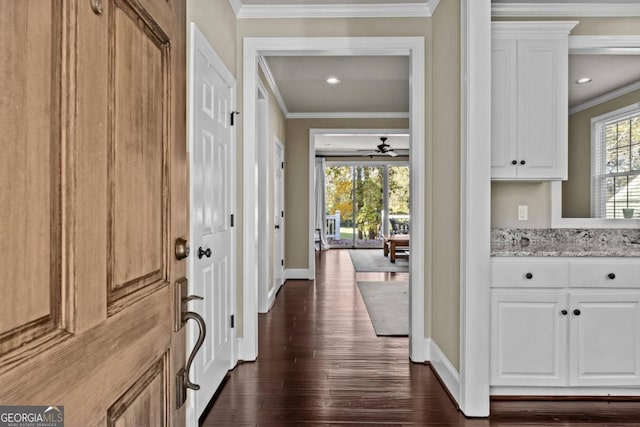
491;258;640;391
570;292;640;386
491;291;567;386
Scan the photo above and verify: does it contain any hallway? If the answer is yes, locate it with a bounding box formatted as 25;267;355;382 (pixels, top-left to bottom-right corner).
202;250;640;426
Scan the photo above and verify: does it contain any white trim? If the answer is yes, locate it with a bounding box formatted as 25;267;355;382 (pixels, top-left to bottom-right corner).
570;35;640;55
187;23;238;426
460;0;491;417
288;112;410;120
570;81;640;115
227;0;242;17
491;386;640;396
492;3;640;18
492;21;579;38
257;56;289;117
237;1;440;19
550;182;640;228
256;79;270;314
286;268;313;280
244;36;425;368
427;338;461;404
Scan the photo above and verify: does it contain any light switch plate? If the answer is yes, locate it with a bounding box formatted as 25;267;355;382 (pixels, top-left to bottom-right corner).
518;205;528;221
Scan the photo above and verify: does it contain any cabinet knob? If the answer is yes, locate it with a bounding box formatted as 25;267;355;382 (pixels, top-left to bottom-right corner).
511;160;517;165
520;160;526;165
573;309;581;316
525;272;533;279
607;273;616;280
561;309;568;316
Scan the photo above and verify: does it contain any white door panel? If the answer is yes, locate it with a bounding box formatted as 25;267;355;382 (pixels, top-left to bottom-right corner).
274;140;286;292
189;26;235;420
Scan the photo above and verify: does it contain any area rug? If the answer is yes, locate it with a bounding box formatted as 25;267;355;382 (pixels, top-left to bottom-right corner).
357;281;409;336
348;249;409;273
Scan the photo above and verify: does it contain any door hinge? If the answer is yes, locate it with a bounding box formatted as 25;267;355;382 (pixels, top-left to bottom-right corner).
230;111;240;126
281;162;284;169
230;214;234;227
281;259;284;266
230;314;235;328
281;210;284;218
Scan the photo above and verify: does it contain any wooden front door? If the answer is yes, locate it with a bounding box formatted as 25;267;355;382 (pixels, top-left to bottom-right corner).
0;0;187;426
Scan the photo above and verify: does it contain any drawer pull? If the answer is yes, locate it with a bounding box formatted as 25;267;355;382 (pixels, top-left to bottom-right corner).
607;273;616;280
561;309;568;315
573;309;581;316
525;272;533;279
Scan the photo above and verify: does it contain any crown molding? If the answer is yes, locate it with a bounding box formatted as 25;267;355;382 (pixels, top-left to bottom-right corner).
237;1;439;19
492;21;579;37
492;2;640;17
257;56;289;116
227;0;242;16
569;80;640;116
569;35;640;55
287;112;410;119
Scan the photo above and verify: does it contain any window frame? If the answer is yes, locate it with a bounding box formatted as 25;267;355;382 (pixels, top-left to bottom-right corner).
591;102;640;219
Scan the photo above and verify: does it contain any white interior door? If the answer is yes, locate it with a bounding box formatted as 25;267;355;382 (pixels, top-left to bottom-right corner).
189;25;235;420
274;139;285;290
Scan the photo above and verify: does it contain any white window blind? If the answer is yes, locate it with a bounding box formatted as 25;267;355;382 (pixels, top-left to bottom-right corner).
591;103;640;219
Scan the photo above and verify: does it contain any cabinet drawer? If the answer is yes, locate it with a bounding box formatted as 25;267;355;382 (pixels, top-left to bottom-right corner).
492;260;567;288
569;261;640;288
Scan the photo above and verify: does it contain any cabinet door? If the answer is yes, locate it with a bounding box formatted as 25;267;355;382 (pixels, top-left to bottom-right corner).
491;39;518;179
569;293;640;386
491;291;568;386
516;39;567;179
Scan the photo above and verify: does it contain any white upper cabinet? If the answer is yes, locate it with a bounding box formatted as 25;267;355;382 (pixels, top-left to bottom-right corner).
491;22;577;180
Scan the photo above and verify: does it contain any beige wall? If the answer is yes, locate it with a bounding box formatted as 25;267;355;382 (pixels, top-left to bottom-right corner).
491;182;552;228
284;118;410;268
431;0;461;370
491;16;640;225
187;0;236;76
564;88;640;218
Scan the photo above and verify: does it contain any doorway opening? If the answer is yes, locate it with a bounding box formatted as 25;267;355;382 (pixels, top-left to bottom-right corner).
242;37;426;362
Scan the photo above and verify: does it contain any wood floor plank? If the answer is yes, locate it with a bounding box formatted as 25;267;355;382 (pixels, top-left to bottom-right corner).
201;249;640;426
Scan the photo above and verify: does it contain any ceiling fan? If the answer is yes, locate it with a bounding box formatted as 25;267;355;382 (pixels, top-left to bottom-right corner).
360;137;398;157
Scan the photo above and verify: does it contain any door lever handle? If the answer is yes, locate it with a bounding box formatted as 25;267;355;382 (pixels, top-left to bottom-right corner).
275;224;280;229
176;310;206;408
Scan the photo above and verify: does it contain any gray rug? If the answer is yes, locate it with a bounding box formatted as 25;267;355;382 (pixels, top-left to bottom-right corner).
348;249;409;272
357;281;409;336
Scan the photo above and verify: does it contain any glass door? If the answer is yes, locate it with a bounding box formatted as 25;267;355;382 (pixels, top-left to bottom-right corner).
354;166;384;248
325;165;355;248
388;165;410;235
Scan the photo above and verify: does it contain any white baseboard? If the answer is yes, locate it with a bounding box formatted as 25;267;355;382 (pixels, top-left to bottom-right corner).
286;268;313;280
426;338;461;405
491;386;640;396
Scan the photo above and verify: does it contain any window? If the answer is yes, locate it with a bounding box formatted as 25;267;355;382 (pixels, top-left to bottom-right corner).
592;104;640;219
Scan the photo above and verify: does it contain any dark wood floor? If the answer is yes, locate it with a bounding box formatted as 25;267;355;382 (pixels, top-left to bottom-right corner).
201;249;640;426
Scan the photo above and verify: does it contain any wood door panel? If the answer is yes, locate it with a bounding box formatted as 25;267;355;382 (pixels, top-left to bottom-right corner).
1;0;186;424
108;353;167;427
108;0;170;308
0;0;62;354
0;288;171;426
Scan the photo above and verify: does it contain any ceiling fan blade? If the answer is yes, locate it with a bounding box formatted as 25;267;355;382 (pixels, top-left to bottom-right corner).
388;151;399;157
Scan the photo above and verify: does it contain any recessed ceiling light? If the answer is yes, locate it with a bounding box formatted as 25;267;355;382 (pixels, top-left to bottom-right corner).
326;76;340;85
575;77;592;84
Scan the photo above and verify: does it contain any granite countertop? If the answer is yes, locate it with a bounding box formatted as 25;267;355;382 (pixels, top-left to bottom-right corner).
491;228;640;257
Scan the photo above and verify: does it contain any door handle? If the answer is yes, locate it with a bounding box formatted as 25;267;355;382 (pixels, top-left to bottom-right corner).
175;238;190;260
176;310;206;408
275;224;280;229
198;247;212;259
174;278;207;408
